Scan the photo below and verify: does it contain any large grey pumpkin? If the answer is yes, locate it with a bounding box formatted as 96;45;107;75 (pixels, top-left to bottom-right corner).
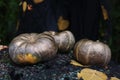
74;39;111;66
9;33;58;64
43;30;75;52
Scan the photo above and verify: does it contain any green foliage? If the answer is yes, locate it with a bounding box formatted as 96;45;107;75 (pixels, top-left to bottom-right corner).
0;0;19;44
103;0;120;63
110;2;120;62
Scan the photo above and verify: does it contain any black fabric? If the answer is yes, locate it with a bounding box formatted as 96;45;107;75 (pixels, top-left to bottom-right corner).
17;0;58;35
62;0;112;41
62;0;101;41
16;0;112;42
99;0;112;43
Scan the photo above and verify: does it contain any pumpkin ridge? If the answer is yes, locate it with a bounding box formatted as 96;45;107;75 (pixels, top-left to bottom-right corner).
103;44;111;66
75;39;88;62
75;40;83;61
66;31;75;51
15;43;28;63
13;41;27;61
85;42;92;65
65;31;70;50
38;34;56;44
75;42;80;61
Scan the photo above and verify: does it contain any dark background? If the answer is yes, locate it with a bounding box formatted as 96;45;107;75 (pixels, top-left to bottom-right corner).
0;0;120;62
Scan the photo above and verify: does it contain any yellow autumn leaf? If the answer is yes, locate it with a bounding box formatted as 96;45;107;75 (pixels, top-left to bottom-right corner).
22;1;27;12
110;77;120;80
57;16;69;31
77;68;108;80
101;5;109;20
70;60;90;67
33;0;44;4
77;72;82;79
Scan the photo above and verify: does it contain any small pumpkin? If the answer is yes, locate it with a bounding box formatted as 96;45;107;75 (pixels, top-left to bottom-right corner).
9;33;58;64
74;39;111;66
43;30;75;52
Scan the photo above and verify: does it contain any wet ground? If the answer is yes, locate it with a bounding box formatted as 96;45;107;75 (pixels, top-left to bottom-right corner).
0;49;120;80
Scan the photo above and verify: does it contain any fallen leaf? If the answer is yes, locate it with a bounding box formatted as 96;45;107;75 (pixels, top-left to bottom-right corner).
57;16;69;31
27;4;33;11
77;72;82;79
70;60;90;67
33;0;44;4
16;20;20;31
22;1;27;12
101;5;109;20
110;77;120;80
0;45;8;50
77;68;108;80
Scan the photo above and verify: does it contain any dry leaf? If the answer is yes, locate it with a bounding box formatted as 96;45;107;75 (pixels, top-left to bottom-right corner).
57;16;69;31
77;68;108;80
0;45;8;50
70;60;90;67
110;77;120;80
16;20;20;31
77;72;82;79
27;4;33;11
33;0;44;4
101;5;109;20
22;1;27;12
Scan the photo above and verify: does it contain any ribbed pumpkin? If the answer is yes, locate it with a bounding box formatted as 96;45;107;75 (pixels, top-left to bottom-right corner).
9;33;58;64
43;30;75;52
74;39;111;66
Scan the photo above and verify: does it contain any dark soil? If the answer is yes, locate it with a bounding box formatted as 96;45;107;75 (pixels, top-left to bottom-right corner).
0;49;120;80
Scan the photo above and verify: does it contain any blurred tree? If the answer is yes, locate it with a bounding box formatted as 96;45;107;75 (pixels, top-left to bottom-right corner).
0;0;18;44
110;0;120;63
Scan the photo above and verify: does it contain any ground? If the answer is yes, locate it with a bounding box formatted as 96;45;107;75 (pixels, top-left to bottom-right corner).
0;49;120;80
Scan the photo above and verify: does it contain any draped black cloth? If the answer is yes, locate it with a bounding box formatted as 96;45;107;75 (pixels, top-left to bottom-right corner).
62;0;111;41
16;0;111;42
17;0;58;35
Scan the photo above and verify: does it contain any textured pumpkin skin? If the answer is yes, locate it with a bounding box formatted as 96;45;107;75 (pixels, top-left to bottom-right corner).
74;39;111;66
9;33;58;64
43;30;75;52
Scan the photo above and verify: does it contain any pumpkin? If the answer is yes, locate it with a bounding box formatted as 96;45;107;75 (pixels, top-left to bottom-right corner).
74;39;111;66
9;33;58;64
43;30;75;52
